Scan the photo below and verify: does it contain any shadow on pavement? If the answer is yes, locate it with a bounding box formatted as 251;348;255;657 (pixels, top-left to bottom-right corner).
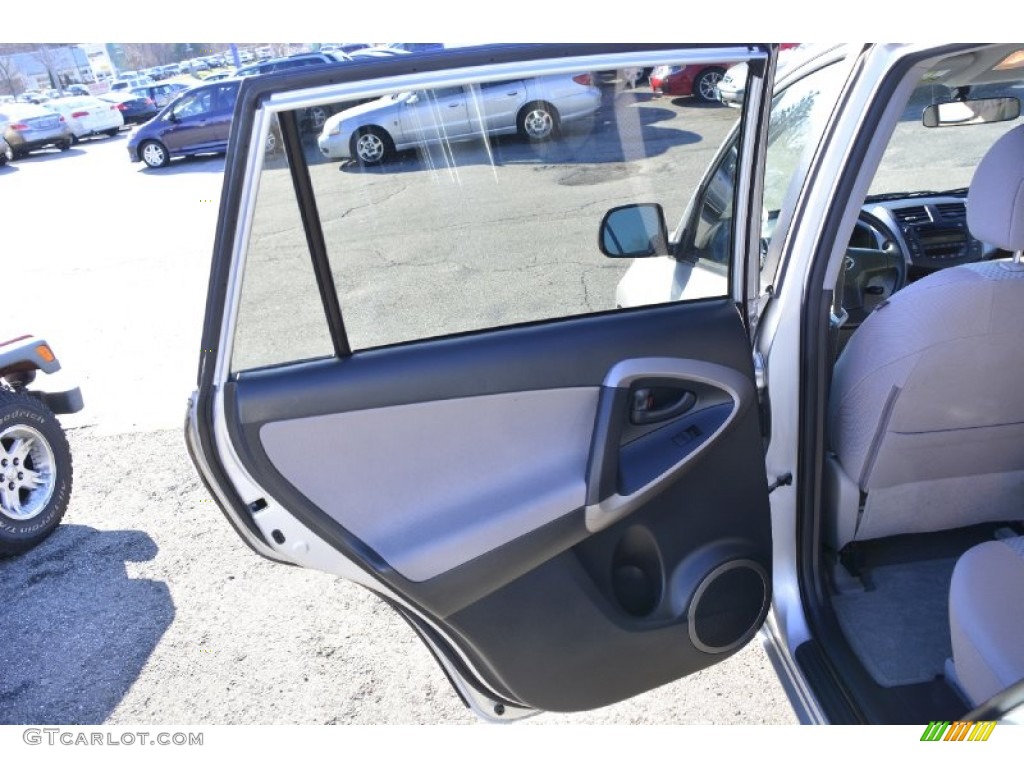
137;153;226;175
14;147;86;163
0;524;173;724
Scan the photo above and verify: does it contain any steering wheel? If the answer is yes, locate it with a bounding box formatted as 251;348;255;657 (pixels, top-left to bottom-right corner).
838;210;908;328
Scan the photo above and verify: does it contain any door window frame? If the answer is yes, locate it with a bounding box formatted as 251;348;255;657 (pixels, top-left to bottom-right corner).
210;45;776;386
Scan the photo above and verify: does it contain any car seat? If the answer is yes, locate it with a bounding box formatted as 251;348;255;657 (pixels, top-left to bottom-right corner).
824;124;1024;550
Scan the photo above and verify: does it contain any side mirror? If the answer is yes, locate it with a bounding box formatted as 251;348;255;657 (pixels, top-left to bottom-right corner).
923;96;1021;127
599;203;669;258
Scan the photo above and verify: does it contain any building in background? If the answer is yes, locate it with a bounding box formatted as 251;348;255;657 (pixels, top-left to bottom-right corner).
0;44;93;96
79;43;117;82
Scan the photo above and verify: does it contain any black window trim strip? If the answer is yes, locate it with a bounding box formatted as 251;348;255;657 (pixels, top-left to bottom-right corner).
279;108;351;358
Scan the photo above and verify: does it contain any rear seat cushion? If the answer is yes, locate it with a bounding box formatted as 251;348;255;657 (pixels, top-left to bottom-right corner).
949;536;1024;706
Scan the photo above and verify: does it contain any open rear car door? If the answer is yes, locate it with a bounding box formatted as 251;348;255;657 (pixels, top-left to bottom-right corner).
187;43;779;720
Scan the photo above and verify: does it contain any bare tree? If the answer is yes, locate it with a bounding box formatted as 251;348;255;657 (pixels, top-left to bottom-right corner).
0;51;24;96
33;45;66;94
123;45;149;71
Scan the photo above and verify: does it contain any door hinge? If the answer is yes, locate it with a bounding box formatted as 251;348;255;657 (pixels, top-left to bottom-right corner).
767;472;793;494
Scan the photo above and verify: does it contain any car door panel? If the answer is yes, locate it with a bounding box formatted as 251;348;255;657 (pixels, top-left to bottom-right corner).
472;79;524;133
399;87;470;146
219;298;771;709
201;83;237;152
194;43;776;717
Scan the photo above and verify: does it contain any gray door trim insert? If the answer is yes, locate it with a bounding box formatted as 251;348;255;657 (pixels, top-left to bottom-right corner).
259;387;599;582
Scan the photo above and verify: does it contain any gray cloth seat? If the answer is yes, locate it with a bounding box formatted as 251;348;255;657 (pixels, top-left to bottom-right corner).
825;124;1024;550
948;536;1024;706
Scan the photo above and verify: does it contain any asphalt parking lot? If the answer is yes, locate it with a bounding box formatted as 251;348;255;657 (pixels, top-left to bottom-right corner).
0;82;799;725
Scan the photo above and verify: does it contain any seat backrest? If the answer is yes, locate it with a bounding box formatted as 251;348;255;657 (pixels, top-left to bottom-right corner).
827;124;1024;548
967;124;1024;252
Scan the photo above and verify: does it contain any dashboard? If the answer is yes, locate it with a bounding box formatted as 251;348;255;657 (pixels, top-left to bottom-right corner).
840;193;1002;330
857;194;996;275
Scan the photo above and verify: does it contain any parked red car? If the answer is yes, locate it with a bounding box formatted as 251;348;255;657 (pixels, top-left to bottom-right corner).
651;46;798;102
649;63;735;101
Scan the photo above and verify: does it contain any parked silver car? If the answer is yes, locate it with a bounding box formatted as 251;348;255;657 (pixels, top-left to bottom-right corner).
317;73;602;164
0;102;73;158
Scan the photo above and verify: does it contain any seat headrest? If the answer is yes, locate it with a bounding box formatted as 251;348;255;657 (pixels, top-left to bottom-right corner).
968;124;1024;251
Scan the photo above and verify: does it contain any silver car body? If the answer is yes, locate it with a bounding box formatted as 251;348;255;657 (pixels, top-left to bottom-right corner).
0;102;73;156
317;73;602;161
716;61;747;107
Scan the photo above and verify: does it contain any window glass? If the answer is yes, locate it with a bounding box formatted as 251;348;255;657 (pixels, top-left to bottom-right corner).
309;62;748;350
679;142;737;277
763;62;846;217
757;59;846;288
868;80;1024;196
230;52;763;367
231;143;335;373
173;90;211;118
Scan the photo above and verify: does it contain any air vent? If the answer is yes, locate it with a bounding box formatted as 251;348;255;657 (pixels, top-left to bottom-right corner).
893;206;931;224
936;202;966;220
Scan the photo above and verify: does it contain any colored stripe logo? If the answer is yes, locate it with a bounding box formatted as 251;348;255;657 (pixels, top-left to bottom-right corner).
920;721;997;741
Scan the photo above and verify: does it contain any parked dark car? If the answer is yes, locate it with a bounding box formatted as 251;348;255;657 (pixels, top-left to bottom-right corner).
131;82;190;108
233;51;350;78
324;43;369;55
126;78;278;169
128;79;240;168
233;52;356;131
0;135;11;166
97;91;159;126
347;46;412;60
0;102;73;157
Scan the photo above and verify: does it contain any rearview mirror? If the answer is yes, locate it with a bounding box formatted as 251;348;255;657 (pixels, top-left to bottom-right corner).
923;96;1021;127
599;204;669;258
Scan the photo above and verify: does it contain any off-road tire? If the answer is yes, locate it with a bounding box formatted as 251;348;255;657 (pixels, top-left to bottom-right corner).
0;389;73;556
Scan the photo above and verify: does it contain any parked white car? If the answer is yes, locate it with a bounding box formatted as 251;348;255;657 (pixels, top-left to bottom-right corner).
110;76;154;93
317;73;602;164
44;96;124;142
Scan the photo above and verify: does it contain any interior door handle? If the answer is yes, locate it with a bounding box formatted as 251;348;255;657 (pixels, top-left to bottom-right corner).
631;388;696;425
584;358;755;533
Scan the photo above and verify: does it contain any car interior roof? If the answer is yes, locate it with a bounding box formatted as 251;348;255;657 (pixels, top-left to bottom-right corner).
930;45;1024;86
